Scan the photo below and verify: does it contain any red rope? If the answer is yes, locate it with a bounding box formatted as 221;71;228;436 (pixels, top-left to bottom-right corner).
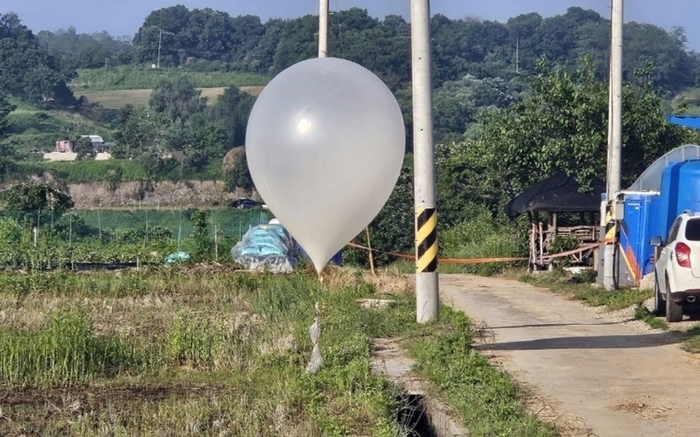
346;240;603;264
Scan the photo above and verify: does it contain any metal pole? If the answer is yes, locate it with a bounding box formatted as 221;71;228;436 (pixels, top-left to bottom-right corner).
157;28;162;68
604;0;623;291
411;0;439;323
318;0;329;58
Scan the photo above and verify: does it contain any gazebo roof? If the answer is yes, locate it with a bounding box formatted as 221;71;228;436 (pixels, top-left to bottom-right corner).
505;172;605;219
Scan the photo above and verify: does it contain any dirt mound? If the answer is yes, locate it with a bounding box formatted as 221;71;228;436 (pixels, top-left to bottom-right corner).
222;147;246;173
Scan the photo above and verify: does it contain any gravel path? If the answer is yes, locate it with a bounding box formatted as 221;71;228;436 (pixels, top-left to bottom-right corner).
440;274;700;437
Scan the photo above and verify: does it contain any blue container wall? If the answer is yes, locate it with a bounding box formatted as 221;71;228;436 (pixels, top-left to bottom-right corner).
657;159;700;240
620;193;659;281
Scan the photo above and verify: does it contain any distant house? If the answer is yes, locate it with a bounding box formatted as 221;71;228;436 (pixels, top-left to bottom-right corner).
45;134;112;162
55;135;110;153
80;135;111;153
55;140;72;153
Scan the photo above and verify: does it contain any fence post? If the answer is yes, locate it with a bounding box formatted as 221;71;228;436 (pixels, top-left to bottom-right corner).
365;227;376;276
214;224;219;262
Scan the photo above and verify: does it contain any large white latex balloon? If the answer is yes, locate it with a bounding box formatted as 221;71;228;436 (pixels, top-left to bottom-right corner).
246;57;405;273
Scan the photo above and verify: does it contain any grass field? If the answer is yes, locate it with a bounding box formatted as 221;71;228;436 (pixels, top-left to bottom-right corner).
79;86;264;109
70;66;269;91
15;158;224;183
0;266;555;436
672;86;700;116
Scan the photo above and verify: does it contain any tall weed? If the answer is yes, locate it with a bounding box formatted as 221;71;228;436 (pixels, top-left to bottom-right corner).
0;310;146;388
441;207;528;275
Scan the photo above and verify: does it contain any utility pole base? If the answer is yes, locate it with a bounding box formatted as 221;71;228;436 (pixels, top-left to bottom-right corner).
603;244;616;290
416;272;439;323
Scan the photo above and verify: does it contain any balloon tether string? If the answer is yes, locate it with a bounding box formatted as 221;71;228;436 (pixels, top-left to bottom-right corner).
306;273;324;374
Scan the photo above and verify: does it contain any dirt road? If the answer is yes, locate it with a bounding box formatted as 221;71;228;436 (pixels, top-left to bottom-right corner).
439;274;700;437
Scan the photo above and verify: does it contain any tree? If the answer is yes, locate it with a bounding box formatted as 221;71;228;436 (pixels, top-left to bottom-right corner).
0;91;13;139
346;165;414;267
0;92;15;181
73;136;95;160
432;74;518;143
453;57;689;214
207;87;256;150
0;183;74;227
0;183;74;211
112;104;172;165
0;13;76;106
188;208;210;260
149;76;206;127
223;149;253;191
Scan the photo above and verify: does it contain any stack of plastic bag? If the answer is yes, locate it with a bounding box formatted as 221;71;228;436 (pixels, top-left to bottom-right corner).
230;224;300;273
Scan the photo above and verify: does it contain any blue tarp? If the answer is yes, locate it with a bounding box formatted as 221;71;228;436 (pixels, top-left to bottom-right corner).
231;224;300;272
668;116;700;130
165;251;190;266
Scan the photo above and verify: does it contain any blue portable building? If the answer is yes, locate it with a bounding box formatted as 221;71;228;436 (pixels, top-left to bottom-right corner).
617;192;659;284
601;145;700;287
656;159;700;240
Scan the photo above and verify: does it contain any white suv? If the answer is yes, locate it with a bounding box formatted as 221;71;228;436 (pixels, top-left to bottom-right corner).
651;211;700;322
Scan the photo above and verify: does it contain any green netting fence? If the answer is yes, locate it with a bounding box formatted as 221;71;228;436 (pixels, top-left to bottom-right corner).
0;208;270;268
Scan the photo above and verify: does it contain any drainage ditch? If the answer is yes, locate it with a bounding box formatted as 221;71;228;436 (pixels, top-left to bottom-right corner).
371;338;467;437
396;393;438;437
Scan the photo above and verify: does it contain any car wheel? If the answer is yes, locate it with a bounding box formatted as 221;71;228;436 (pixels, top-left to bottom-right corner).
666;279;683;323
653;275;666;316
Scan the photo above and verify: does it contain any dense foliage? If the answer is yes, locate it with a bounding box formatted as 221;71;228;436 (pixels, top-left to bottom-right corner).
126;6;699;92
36;27;133;69
461;58;693;209
108;76;254;177
0;13;76;106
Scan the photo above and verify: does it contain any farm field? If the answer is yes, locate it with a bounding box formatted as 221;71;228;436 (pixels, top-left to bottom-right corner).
70;67;268;91
79;86;265;109
0;267;554;436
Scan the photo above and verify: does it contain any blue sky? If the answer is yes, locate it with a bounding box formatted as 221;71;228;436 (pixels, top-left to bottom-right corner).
3;0;700;50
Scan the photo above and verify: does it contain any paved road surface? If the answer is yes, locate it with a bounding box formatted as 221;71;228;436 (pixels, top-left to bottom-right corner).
440;274;700;437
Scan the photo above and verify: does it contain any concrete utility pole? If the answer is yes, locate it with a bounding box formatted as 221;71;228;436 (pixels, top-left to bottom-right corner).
411;0;439;323
157;28;162;69
150;26;163;68
604;0;623;291
318;0;329;58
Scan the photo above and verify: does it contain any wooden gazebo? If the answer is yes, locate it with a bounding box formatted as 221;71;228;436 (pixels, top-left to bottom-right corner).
505;173;604;271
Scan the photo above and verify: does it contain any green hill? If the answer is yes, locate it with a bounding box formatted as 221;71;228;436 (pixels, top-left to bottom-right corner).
3;101;113;158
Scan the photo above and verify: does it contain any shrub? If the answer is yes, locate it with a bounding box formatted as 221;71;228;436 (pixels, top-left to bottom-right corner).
440;206;528;276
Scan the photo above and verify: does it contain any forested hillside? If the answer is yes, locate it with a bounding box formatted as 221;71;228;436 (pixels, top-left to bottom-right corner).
29;6;698;93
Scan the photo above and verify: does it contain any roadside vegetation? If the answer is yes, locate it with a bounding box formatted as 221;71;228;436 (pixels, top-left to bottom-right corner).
516;269;674;332
519;270;651;310
408;306;556;437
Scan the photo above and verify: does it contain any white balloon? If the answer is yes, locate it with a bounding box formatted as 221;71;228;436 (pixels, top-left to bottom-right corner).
246;57;405;273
